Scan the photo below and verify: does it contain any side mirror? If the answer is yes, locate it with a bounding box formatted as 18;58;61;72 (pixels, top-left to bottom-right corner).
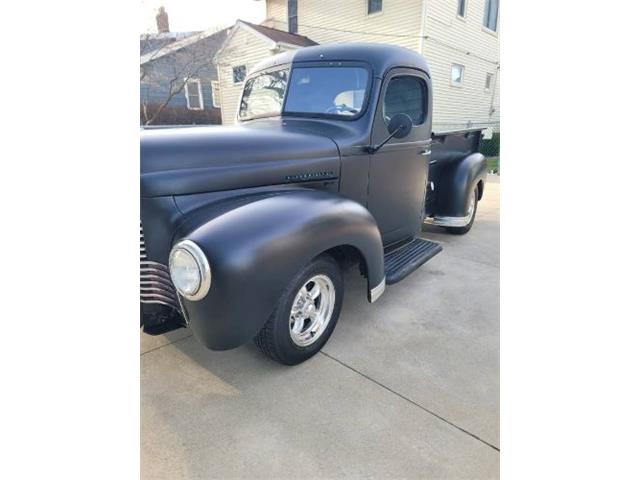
366;113;414;154
387;113;413;139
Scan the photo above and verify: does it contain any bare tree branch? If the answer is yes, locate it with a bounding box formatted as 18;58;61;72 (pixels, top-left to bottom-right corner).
141;31;221;125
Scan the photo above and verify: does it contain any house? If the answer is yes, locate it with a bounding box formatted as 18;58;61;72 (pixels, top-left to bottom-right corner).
222;0;499;133
214;20;317;125
139;8;229;125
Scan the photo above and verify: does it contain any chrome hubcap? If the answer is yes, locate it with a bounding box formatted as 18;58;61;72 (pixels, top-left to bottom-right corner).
289;274;335;347
465;190;476;225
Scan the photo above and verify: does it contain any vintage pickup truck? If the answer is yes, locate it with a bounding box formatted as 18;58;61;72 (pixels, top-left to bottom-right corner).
140;43;487;365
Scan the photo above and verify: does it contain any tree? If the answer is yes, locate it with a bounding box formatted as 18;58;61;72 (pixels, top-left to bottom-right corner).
140;31;223;125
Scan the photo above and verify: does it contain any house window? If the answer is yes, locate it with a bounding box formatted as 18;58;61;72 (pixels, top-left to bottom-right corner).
457;0;466;17
185;79;203;110
288;0;298;33
485;73;493;91
233;65;247;84
483;0;499;31
211;80;220;108
368;0;382;15
451;64;464;87
383;76;427;126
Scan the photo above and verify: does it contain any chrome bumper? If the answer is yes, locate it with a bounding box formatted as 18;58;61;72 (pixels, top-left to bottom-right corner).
423;212;473;228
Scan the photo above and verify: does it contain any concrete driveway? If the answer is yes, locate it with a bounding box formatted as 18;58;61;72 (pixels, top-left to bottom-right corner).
141;177;500;479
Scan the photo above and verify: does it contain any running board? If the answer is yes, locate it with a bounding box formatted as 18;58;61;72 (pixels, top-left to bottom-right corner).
384;238;443;285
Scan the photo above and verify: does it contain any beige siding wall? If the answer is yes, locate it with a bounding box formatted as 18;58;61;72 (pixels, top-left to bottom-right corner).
422;0;500;131
216;28;276;125
266;0;424;50
265;0;287;26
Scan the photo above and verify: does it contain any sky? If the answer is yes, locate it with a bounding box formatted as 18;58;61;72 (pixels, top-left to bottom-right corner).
140;0;266;33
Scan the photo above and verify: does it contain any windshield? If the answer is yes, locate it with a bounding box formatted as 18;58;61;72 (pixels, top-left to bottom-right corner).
238;69;289;120
239;66;369;121
284;67;368;117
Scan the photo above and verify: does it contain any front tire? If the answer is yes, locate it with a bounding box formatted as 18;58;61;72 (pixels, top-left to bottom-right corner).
446;185;478;235
254;254;344;365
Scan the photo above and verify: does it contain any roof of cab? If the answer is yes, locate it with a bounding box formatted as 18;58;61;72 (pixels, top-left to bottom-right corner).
249;43;430;78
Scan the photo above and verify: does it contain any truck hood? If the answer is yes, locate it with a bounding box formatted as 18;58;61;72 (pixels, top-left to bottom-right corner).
140;122;340;197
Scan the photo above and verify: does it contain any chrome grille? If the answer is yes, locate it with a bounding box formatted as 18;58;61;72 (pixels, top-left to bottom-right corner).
140;222;180;310
140;223;146;259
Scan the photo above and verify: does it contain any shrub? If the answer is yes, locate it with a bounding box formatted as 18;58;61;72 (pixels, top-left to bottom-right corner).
480;132;500;157
140;104;222;126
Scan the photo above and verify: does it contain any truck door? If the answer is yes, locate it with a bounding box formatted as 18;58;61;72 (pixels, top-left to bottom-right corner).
367;68;431;245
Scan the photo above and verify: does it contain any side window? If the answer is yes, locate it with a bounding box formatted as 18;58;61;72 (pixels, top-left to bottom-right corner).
484;73;493;92
451;63;464;86
457;0;466;17
368;0;382;15
211;80;220;107
383;76;426;126
288;0;298;33
483;0;499;31
185;79;203;110
233;65;247;84
239;69;289;120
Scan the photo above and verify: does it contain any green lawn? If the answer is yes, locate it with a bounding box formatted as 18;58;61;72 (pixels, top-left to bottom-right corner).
486;156;500;174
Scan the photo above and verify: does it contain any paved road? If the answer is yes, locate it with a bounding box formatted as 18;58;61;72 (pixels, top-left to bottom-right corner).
141;177;500;479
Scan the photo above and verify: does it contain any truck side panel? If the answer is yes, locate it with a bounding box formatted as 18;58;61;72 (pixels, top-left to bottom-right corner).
425;130;487;219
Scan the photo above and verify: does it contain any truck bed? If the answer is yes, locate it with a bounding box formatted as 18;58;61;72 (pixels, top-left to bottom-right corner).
425;129;486;219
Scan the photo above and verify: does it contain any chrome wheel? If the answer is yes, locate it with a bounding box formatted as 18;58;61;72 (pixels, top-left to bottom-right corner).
464;189;477;226
289;274;336;347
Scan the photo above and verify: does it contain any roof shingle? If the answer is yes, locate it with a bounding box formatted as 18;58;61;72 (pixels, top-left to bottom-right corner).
241;21;317;47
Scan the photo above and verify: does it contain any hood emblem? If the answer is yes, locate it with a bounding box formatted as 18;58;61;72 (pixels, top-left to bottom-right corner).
285;171;335;182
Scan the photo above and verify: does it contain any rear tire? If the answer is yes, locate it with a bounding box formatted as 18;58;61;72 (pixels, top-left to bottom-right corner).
446;185;478;235
254;254;344;365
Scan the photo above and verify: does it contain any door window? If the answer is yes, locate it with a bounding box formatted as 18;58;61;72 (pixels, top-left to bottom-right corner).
383;75;426;126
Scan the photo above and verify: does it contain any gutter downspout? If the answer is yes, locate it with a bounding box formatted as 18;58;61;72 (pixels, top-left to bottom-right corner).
488;64;500;125
418;0;428;55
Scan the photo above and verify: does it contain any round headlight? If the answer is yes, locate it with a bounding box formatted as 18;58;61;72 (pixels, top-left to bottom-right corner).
169;240;211;301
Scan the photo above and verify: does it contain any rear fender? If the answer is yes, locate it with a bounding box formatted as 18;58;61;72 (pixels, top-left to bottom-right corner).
432;152;487;218
173;189;384;350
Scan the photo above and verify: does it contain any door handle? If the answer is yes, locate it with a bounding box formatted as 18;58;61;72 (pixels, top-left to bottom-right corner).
420;150;431;156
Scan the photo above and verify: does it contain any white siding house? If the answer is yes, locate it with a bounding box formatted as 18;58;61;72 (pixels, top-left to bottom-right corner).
261;0;500;132
264;0;424;51
420;0;500;131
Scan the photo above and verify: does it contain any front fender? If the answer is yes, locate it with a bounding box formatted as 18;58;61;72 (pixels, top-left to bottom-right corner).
173;189;384;350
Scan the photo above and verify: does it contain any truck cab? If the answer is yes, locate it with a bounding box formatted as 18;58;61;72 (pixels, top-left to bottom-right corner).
140;43;487;365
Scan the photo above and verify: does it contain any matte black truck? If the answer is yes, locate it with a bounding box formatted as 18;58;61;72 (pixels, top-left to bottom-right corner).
140;43;487;365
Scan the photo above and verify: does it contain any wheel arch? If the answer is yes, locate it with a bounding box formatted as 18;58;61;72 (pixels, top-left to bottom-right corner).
452;153;487;214
322;243;375;291
172;189;385;350
477;178;485;201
